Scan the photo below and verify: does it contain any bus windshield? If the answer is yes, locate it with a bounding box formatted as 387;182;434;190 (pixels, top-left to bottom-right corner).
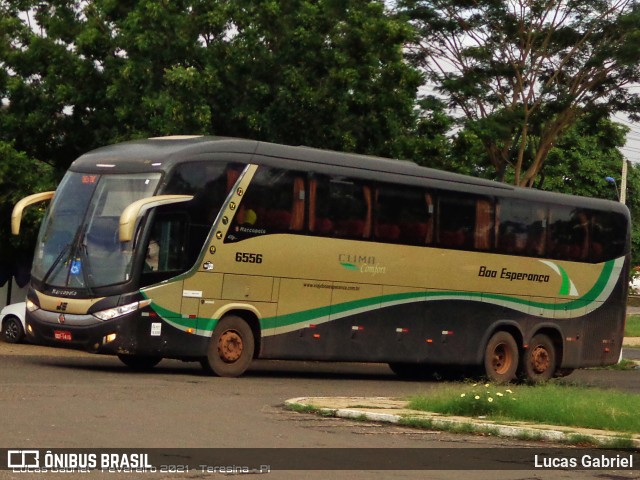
32;171;161;289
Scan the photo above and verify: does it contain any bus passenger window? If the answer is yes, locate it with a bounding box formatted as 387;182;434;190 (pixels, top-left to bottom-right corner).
548;207;590;261
437;194;476;249
227;167;304;242
310;176;371;239
166;162;240;223
591;211;627;262
375;184;432;245
163;162;243;268
497;199;547;257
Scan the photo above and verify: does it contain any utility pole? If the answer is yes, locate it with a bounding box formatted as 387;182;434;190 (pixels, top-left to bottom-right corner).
621;159;628;204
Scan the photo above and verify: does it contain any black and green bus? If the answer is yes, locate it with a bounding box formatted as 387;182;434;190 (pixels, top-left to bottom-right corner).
12;136;630;382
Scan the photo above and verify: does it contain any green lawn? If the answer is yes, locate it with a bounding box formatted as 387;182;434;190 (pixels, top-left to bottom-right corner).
625;314;640;337
408;383;640;434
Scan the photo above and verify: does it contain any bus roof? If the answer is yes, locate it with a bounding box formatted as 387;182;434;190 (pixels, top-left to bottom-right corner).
70;136;628;216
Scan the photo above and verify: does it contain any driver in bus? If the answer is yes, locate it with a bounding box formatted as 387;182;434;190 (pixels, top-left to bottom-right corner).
145;239;160;271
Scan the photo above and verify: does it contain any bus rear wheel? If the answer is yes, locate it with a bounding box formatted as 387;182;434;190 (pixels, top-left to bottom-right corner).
522;334;556;383
117;354;162;371
484;331;518;383
202;315;254;377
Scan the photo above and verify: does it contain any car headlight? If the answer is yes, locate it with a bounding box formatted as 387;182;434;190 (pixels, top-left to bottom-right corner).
26;299;39;312
93;299;152;321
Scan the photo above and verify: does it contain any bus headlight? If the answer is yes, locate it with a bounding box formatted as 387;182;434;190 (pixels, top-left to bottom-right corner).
26;299;39;312
93;299;152;321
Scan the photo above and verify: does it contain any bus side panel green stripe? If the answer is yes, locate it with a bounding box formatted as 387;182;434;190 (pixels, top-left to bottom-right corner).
263;259;621;335
141;258;621;337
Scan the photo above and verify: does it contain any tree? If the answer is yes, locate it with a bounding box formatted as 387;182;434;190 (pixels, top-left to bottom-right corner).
400;0;640;186
0;0;441;169
0;1;117;176
535;115;629;197
447;112;640;267
0;141;55;287
0;0;452;279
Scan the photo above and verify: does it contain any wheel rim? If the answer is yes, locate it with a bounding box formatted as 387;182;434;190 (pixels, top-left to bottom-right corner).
218;330;244;363
531;346;550;374
492;343;513;375
5;320;19;340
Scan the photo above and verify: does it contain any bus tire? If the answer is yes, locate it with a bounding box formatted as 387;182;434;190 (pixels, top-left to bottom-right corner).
202;315;254;377
117;354;162;370
522;334;556;383
484;331;518;383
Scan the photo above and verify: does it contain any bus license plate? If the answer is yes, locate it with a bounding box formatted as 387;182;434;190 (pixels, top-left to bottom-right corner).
54;330;72;341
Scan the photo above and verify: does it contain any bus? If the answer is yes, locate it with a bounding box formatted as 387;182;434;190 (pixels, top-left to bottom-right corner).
12;136;630;382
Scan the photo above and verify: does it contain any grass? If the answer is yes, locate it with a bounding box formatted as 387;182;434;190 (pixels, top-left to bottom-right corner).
286;403;332;416
407;383;640;434
625;314;640;337
600;358;638;370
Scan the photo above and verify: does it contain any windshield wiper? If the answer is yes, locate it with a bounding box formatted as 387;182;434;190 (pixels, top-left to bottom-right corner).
41;223;92;290
78;234;94;295
63;223;92;291
41;242;73;286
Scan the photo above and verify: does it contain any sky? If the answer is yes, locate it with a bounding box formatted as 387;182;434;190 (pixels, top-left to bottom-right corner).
616;113;640;165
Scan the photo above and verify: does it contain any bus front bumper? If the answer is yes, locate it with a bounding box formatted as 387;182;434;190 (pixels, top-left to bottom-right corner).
25;308;146;355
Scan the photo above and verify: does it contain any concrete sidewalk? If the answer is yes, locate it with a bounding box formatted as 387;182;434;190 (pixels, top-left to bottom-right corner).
286;396;640;448
624;337;640;346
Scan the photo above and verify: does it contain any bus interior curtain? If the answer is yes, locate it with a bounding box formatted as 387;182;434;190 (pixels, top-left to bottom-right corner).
308;179;317;232
425;193;434;244
363;186;372;238
290;177;305;231
226;167;241;193
475;199;493;250
373;188;380;238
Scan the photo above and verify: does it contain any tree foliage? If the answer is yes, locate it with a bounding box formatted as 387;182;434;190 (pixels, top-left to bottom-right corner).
1;0;639;274
400;0;640;186
1;0;438;169
0;141;55;284
0;0;451;278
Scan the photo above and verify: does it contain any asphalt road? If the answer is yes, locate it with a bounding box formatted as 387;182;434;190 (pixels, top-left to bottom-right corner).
0;341;639;480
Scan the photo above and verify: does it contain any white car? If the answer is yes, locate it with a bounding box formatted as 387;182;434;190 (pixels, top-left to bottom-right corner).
1;302;26;344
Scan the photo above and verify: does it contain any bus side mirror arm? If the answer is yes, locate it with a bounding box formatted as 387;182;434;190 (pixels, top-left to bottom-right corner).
11;191;56;235
119;195;194;242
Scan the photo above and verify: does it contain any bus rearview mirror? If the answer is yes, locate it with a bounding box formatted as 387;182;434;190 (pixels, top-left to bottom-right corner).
119;195;194;242
11;191;56;235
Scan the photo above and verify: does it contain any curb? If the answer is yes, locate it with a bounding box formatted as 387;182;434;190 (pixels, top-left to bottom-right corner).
285;397;640;448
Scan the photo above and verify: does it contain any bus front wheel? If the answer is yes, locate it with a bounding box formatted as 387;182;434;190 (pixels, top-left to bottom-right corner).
202;315;254;377
484;331;518;383
522;334;556;383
